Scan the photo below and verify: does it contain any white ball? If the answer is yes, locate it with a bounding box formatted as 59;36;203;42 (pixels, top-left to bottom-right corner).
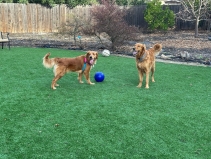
102;49;110;57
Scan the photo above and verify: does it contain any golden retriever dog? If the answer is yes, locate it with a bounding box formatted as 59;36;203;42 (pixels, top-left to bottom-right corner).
133;43;162;89
42;51;98;89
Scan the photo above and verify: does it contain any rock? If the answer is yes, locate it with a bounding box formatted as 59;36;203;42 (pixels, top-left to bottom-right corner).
203;60;211;65
161;54;172;60
180;51;190;60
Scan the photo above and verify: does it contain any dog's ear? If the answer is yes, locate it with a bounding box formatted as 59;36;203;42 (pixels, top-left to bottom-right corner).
96;52;98;59
142;45;146;53
86;51;91;57
86;51;90;55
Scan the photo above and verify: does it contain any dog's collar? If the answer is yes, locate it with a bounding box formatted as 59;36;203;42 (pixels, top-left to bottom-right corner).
82;57;95;71
139;52;147;62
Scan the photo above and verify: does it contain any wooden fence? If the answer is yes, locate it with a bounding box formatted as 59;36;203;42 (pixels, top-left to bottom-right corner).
0;3;206;33
0;4;92;33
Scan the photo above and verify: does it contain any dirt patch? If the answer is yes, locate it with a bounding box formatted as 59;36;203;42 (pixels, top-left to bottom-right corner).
139;31;211;66
10;31;211;66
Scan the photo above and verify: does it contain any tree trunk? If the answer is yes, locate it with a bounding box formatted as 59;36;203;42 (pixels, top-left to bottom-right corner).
195;17;199;38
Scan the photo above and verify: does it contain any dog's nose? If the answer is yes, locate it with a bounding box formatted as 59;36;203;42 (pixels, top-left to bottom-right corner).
89;56;92;59
133;48;135;51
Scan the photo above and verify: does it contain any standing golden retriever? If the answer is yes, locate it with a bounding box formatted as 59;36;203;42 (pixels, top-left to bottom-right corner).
42;51;98;89
133;43;162;88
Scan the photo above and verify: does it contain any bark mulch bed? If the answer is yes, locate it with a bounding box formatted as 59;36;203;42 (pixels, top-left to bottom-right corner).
9;31;211;66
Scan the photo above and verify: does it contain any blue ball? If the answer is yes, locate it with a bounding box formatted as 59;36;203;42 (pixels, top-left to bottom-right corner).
94;72;105;82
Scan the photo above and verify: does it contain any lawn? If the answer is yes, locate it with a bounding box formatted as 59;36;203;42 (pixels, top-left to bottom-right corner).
0;47;211;159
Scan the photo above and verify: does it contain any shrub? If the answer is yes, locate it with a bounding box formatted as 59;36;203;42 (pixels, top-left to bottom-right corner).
90;0;139;50
144;0;175;31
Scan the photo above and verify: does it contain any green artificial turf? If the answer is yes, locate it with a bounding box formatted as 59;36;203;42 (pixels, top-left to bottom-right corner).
0;47;211;159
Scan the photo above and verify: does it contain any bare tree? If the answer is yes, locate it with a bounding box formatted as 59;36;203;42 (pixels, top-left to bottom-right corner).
58;13;84;47
177;0;211;37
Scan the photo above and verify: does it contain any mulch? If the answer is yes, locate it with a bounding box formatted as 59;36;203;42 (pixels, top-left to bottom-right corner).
9;31;211;66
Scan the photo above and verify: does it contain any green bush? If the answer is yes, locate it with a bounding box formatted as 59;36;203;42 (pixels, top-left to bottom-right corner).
144;0;175;31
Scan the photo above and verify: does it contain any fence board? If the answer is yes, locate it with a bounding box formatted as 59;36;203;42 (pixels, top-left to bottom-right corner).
31;4;36;33
13;4;18;32
27;4;32;32
37;4;42;32
9;3;15;33
4;4;9;32
44;7;50;32
1;4;5;32
51;5;57;32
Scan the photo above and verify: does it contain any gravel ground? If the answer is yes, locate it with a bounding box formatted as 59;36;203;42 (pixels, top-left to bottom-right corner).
139;31;211;65
10;30;211;66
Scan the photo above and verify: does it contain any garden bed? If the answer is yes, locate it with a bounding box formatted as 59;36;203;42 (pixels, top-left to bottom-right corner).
10;30;211;66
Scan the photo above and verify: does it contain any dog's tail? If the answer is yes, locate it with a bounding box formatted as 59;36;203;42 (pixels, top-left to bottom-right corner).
153;44;162;55
42;53;56;68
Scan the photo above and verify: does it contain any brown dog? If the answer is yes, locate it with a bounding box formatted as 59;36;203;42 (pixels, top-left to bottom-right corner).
42;51;98;89
133;43;162;89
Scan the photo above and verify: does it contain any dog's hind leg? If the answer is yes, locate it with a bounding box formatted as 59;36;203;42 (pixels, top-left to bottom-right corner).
51;74;64;90
53;65;60;87
151;65;155;82
51;67;66;90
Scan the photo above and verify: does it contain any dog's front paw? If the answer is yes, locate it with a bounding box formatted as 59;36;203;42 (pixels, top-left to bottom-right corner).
90;82;95;85
79;81;84;84
137;84;142;88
